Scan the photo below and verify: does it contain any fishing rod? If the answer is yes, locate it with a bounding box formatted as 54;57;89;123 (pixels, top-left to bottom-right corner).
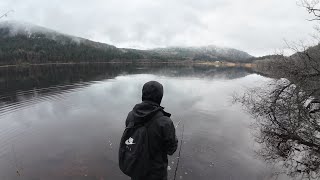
175;119;183;129
173;122;185;180
0;10;14;19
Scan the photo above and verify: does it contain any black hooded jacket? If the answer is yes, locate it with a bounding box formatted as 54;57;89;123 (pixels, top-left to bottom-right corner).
125;81;178;180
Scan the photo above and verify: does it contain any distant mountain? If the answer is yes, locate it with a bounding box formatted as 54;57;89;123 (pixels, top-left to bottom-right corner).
151;46;253;62
0;21;254;65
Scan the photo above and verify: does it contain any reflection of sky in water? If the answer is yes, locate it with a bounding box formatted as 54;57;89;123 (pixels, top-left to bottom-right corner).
0;73;290;180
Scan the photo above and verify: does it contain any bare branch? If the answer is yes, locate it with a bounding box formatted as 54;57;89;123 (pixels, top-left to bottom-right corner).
0;10;14;19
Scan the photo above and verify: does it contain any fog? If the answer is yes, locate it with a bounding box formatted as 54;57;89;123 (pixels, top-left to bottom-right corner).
0;0;317;56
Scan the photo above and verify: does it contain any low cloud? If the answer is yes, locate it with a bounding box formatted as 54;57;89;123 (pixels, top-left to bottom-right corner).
0;0;317;56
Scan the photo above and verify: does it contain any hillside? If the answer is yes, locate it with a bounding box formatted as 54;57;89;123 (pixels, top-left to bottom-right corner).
252;43;320;78
151;46;253;62
0;21;146;65
0;21;254;65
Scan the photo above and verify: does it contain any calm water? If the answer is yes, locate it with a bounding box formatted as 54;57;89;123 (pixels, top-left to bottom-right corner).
0;64;288;180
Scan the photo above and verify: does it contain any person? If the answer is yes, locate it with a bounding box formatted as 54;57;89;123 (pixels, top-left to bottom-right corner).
124;81;178;180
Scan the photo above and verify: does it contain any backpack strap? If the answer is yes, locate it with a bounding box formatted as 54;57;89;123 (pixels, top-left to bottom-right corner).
143;111;162;161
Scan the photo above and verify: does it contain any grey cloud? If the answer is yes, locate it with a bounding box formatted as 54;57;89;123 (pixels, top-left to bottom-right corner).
0;0;318;56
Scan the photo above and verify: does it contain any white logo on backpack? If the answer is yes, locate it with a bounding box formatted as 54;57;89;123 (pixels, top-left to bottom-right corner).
125;137;135;145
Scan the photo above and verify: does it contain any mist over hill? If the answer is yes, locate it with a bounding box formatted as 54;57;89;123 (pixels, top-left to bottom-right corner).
151;46;253;62
0;21;254;65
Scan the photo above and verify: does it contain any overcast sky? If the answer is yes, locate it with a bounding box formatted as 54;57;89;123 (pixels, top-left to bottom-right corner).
0;0;318;56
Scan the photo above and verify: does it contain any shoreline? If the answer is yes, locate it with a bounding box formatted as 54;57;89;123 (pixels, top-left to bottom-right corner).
0;61;255;69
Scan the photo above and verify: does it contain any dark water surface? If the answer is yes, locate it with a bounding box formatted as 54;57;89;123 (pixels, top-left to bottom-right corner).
0;64;287;180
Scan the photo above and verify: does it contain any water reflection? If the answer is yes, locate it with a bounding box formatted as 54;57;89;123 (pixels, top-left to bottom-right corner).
0;63;252;94
0;64;278;180
0;64;252;114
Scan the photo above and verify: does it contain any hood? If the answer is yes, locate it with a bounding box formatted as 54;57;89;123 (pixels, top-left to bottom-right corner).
142;81;163;105
132;101;170;124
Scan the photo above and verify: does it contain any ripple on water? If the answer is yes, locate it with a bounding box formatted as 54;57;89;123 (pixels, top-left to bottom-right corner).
0;82;96;162
0;82;96;118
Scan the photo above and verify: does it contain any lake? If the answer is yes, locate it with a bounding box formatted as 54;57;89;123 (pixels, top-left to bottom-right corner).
0;64;289;180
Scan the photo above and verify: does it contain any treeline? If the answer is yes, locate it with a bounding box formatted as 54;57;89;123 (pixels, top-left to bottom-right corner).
0;27;167;65
253;44;320;81
150;46;254;63
0;34;138;65
0;24;256;65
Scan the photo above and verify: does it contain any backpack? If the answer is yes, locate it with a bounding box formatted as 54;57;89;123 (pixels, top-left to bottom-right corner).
118;114;158;178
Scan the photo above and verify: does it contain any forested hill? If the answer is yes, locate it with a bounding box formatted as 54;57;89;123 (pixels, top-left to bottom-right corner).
0;21;149;65
252;43;320;78
0;21;254;65
151;46;253;63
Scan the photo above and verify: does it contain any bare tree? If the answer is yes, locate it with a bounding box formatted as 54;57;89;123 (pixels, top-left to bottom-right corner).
300;0;320;21
255;0;320;80
236;1;320;178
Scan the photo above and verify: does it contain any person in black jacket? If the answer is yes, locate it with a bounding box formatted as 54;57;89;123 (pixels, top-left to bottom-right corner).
125;81;178;180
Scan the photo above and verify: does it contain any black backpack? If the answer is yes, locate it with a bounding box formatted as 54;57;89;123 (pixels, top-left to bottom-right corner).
118;114;158;178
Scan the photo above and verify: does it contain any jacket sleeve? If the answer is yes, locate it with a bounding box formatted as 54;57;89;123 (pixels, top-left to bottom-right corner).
163;118;178;155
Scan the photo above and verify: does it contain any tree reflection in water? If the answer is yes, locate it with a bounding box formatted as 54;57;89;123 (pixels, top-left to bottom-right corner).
235;76;320;179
